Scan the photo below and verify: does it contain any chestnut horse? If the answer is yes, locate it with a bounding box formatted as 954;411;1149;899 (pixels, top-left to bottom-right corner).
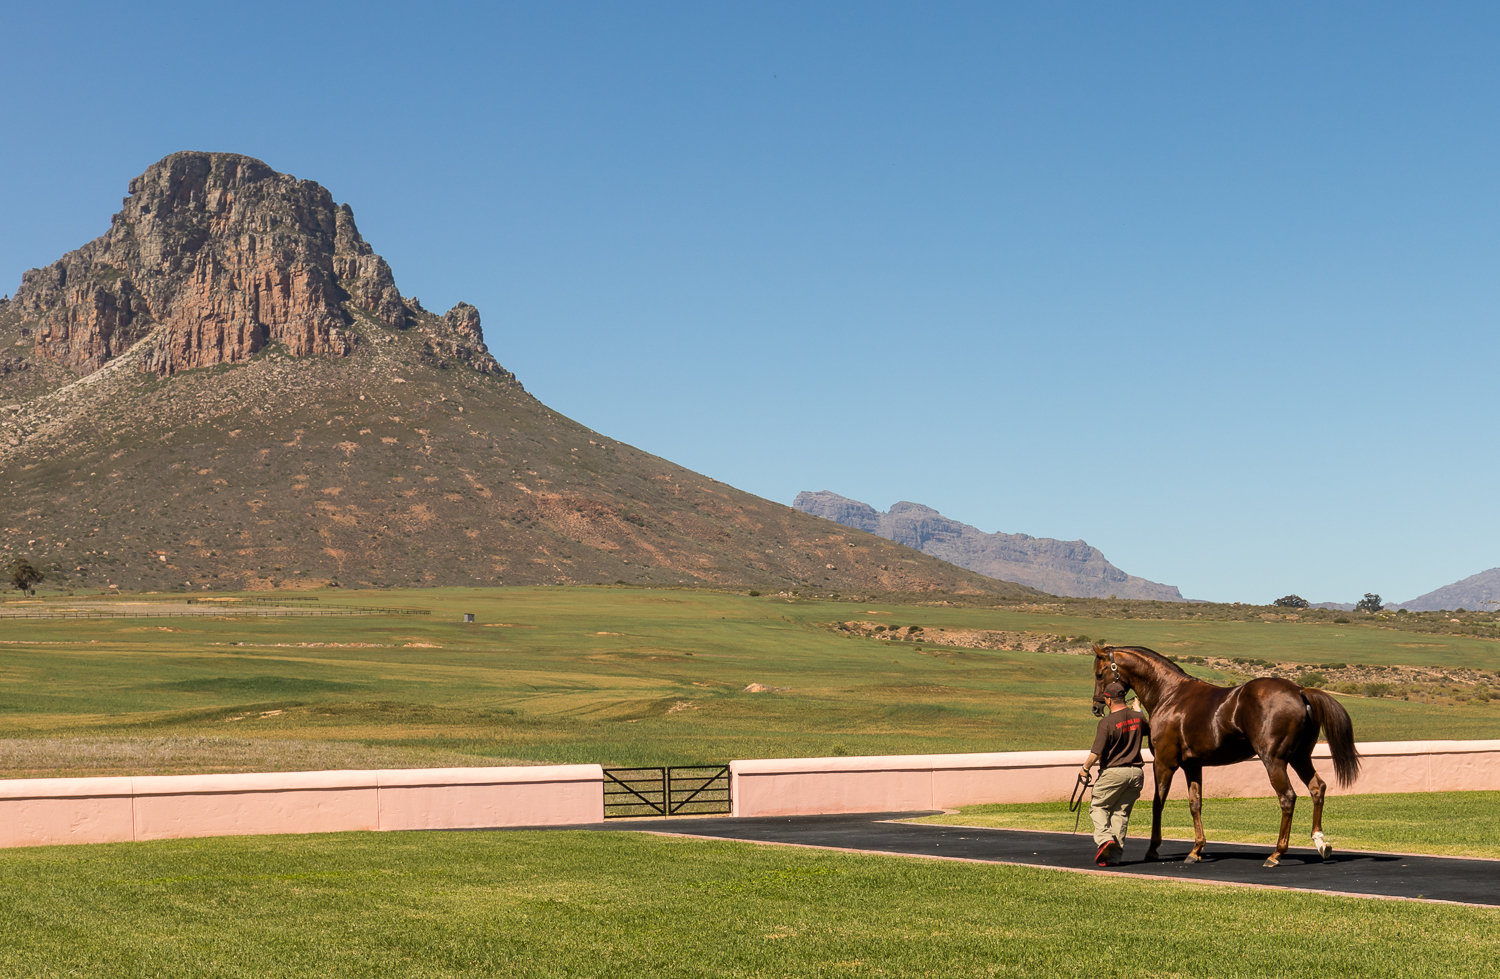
1091;643;1360;868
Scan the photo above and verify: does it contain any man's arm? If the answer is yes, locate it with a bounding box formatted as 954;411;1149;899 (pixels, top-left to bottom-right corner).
1082;716;1110;777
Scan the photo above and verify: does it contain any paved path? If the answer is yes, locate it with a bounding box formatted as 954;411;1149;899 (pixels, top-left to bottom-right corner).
596;812;1499;907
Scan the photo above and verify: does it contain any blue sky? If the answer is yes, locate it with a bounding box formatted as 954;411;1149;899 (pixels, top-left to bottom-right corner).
3;2;1495;605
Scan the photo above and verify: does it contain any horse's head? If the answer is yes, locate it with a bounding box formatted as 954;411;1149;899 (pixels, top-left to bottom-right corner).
1091;643;1115;716
1091;643;1137;716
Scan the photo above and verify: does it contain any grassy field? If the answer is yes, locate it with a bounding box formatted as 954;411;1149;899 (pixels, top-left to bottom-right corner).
3;587;1498;976
2;586;1499;776
919;791;1500;859
0;827;1495;978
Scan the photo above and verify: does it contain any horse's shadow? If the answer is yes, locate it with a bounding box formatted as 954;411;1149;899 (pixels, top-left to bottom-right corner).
1140;846;1403;868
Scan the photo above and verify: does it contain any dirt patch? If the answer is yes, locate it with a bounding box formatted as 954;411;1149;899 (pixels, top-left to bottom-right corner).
829;621;1498;706
1179;655;1500;706
833;621;1092;655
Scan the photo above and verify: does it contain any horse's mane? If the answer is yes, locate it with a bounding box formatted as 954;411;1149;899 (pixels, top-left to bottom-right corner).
1096;643;1192;678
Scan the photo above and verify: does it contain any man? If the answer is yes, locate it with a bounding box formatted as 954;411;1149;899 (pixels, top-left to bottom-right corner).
1079;680;1148;866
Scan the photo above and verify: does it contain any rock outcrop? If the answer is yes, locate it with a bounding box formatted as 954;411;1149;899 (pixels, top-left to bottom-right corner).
9;151;496;377
794;490;1186;601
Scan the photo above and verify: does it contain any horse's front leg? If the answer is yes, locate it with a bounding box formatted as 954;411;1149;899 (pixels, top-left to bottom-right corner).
1182;763;1206;863
1146;758;1174;862
1263;758;1297;868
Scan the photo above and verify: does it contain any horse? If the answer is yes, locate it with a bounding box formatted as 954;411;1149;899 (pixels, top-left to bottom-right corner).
1091;643;1360;868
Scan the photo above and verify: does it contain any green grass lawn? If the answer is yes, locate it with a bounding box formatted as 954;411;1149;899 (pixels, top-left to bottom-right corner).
2;586;1498;777
915;791;1500;859
0;828;1495;978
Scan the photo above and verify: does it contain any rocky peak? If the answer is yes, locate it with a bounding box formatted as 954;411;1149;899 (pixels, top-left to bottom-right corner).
8;151;498;377
795;490;1186;601
444;301;483;342
793;490;882;533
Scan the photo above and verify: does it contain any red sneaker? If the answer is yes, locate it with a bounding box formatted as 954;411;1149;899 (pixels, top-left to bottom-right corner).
1095;840;1120;866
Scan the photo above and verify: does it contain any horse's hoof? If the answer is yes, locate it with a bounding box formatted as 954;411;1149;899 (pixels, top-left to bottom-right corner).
1184;852;1202;864
1317;844;1334;861
1144;850;1159;862
1263;855;1280;868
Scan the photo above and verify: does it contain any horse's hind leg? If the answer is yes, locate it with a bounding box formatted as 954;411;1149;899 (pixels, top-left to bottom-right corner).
1292;755;1331;860
1263;758;1297;868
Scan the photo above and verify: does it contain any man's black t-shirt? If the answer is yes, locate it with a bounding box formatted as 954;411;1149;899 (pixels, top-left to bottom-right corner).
1090;708;1148;770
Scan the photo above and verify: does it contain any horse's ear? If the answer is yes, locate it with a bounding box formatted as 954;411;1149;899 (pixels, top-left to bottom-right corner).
1092;642;1107;656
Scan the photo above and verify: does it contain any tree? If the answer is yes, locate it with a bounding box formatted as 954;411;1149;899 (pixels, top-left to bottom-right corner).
1355;593;1383;613
7;558;43;596
1273;594;1310;609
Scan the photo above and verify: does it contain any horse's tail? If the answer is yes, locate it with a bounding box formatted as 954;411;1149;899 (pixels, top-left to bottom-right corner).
1304;688;1361;787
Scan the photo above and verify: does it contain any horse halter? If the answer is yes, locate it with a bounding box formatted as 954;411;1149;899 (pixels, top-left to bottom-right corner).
1093;648;1128;717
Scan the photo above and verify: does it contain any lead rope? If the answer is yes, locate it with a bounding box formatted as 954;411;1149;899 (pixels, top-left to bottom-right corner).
1069;770;1093;834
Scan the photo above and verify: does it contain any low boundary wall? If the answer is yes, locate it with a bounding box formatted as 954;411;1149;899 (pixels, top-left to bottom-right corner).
4;741;1497;848
729;741;1500;817
0;765;604;848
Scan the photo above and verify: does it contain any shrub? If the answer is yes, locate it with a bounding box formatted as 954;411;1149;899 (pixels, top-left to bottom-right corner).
1296;671;1326;687
7;557;43;595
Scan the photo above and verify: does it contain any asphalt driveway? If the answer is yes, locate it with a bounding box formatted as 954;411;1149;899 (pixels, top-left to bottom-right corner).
591;812;1499;907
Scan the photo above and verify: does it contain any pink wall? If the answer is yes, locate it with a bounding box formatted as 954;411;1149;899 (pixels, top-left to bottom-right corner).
4;741;1496;848
730;741;1500;817
0;765;604;848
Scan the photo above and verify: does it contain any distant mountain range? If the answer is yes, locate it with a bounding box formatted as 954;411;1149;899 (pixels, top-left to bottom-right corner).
792;491;1185;601
1395;568;1500;612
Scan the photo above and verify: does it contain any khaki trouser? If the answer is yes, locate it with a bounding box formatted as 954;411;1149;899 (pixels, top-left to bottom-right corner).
1090;765;1145;849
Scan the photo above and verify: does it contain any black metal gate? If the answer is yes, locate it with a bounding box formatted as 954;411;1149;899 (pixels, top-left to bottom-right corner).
602;765;731;818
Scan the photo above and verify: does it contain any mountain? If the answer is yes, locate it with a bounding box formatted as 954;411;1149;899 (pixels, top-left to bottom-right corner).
0;151;1040;598
792;491;1185;601
1396;569;1500;612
